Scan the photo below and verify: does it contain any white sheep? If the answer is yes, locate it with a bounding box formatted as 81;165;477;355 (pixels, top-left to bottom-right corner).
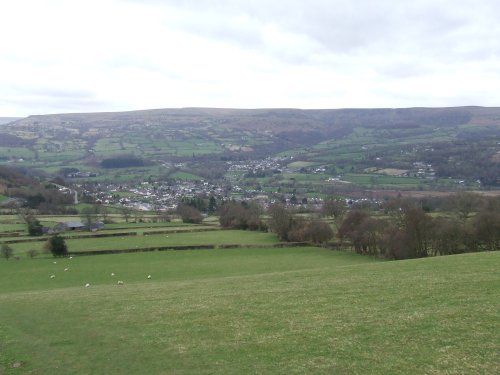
64;268;68;272
147;275;152;279
111;272;115;276
85;283;90;287
50;274;55;279
117;280;124;285
53;261;57;264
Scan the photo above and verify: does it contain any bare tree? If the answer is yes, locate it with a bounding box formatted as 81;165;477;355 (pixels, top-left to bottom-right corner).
122;207;132;223
267;204;292;241
176;204;203;224
305;220;334;244
473;211;500;251
81;206;98;231
450;192;482;222
321;196;346;230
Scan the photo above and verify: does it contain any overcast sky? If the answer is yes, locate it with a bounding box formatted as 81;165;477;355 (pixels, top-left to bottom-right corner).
0;0;499;116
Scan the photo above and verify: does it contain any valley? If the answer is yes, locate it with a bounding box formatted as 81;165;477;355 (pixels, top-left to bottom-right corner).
1;107;499;210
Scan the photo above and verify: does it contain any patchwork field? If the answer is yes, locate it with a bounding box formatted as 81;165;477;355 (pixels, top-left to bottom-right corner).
2;107;499;194
6;230;278;255
0;249;498;374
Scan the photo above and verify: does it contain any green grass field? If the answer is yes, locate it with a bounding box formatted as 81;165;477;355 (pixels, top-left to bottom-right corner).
0;223;26;232
0;250;498;374
170;171;203;181
7;230;279;255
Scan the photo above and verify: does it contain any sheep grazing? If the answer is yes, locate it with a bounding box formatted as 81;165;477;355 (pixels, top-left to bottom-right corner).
111;272;115;276
85;283;90;287
50;274;55;279
53;261;57;264
147;275;152;279
69;256;73;259
117;280;124;285
64;268;68;272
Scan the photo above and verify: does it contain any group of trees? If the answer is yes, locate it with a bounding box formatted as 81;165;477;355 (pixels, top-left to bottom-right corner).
267;204;333;244
218;201;266;231
216;201;334;243
415;140;500;186
175;195;219;224
337;193;500;259
0;164;74;210
176;204;203;224
100;157;145;169
179;196;217;214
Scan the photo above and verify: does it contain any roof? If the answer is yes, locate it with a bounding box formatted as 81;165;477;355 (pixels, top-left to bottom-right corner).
65;221;84;228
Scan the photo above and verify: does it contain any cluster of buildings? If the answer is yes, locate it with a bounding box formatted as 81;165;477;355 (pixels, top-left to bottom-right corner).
84;180;228;211
73;156;389;212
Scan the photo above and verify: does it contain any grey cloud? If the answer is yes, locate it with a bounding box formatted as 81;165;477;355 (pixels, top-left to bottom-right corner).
148;0;500;61
376;61;433;79
168;11;264;49
3;86;112;115
9;85;95;100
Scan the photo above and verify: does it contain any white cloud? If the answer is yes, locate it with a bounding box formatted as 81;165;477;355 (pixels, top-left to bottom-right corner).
0;0;499;116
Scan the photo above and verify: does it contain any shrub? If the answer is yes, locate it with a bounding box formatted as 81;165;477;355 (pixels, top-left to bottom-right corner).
27;218;43;236
45;235;68;257
306;220;334;244
218;201;264;230
1;243;14;260
267;204;293;241
176;204;203;224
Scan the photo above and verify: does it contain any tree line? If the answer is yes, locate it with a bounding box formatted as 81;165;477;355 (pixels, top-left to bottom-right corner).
213;193;499;258
336;193;500;259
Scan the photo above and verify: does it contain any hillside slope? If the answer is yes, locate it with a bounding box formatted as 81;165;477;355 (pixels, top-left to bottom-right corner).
1;106;499;190
0;249;498;374
8;106;500;131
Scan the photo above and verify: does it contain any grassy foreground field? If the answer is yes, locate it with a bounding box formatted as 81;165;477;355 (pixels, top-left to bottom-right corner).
0;249;498;374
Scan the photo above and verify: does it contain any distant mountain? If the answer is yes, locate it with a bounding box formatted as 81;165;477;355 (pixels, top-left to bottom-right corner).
2;106;499;190
9;106;500;131
0;117;22;125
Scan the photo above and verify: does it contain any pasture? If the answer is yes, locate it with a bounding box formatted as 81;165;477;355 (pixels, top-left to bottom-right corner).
5;230;279;255
0;249;498;374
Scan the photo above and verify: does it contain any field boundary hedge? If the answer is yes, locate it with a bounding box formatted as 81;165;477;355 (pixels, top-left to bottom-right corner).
1;231;138;244
0;232;21;238
70;242;309;256
143;227;220;235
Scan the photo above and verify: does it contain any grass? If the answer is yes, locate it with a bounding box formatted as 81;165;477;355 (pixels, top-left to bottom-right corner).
0;147;35;160
8;230;279;254
0;223;26;232
103;221;195;229
0;250;498;374
287;161;318;168
170;171;203;181
342;173;422;188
